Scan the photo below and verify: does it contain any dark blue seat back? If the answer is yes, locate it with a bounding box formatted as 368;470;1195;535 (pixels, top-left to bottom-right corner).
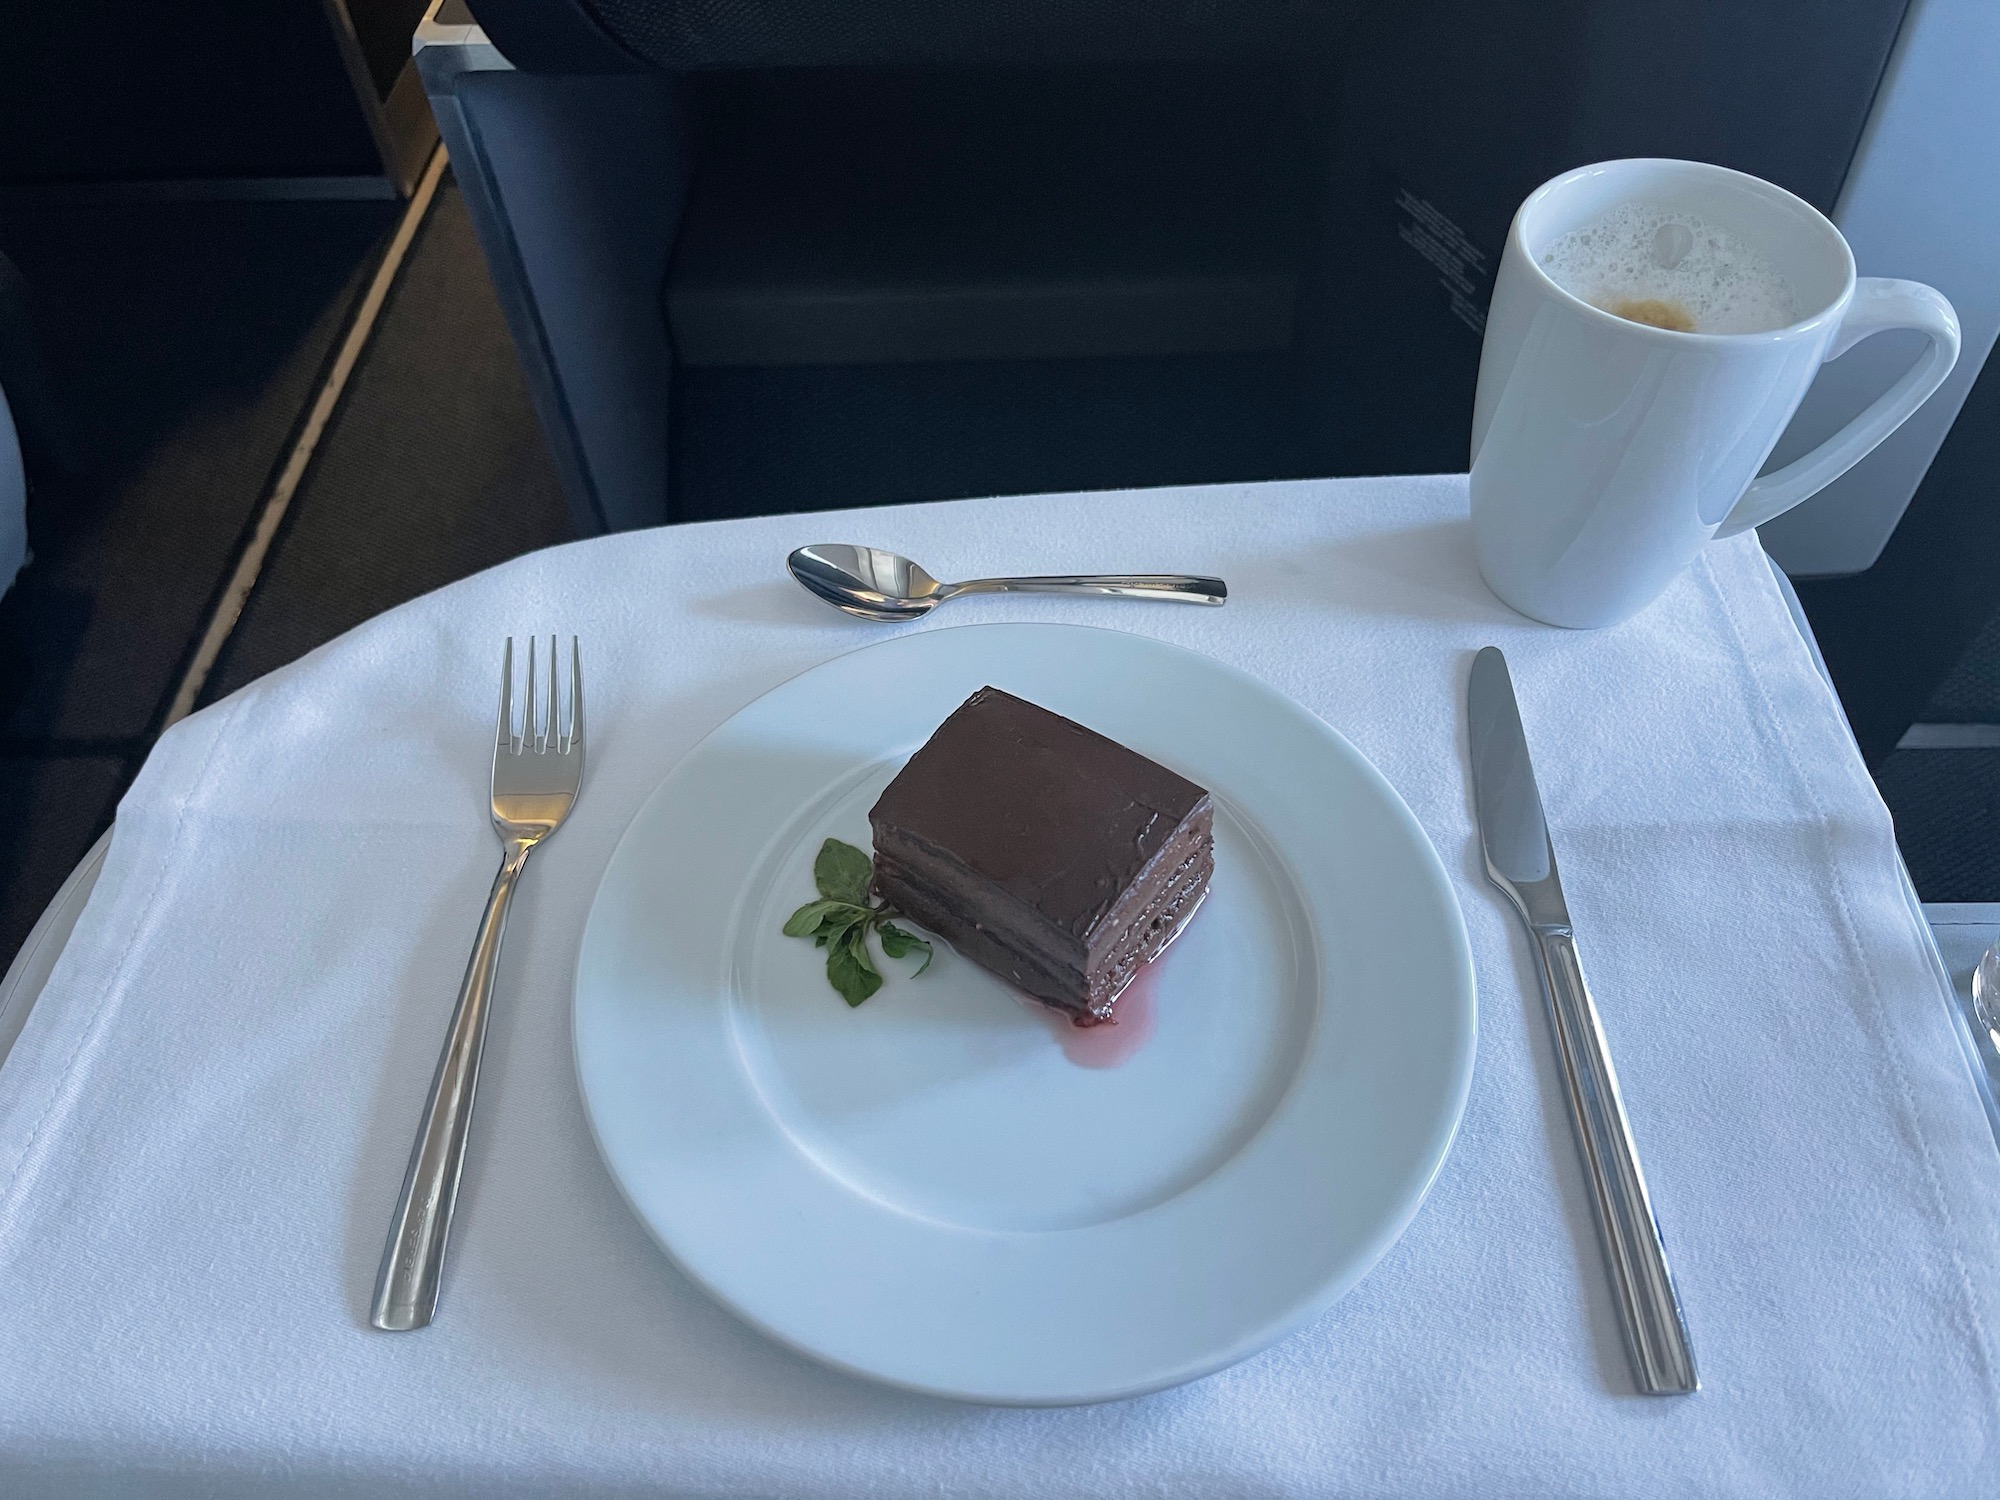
472;0;1352;73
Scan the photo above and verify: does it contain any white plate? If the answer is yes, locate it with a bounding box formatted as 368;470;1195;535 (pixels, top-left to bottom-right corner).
573;623;1475;1404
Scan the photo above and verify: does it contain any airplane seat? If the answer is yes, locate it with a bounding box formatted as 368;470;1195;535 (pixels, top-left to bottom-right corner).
420;0;1360;531
0;251;56;598
418;0;1991;606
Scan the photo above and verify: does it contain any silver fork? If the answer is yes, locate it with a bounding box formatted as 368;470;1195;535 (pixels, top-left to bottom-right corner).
370;636;584;1331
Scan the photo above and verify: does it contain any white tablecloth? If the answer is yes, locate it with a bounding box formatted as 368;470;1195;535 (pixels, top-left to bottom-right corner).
1;476;1995;1497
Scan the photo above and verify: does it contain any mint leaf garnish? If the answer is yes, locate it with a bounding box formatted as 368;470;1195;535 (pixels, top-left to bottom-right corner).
783;898;860;939
826;924;883;1007
877;922;933;975
812;908;867;949
813;838;874;906
784;838;934;1005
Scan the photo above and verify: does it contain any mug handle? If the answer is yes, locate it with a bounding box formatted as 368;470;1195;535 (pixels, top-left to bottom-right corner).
1713;278;1960;540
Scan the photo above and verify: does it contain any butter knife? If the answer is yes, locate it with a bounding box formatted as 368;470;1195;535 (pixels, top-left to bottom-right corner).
1468;646;1698;1396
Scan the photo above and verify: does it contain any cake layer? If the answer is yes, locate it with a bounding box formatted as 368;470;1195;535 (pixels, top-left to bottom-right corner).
872;792;1087;969
1082;839;1213;1016
1082;806;1214;971
878;832;1212;1021
873;849;1083;1010
869;687;1210;942
869;687;1214;1021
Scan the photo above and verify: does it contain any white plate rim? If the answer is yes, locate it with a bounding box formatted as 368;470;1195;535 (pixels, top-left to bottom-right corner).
572;621;1476;1404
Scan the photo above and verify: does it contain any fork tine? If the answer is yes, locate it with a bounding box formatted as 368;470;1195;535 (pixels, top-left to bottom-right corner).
568;636;584;751
525;633;541;750
544;635;558;754
496;637;515;754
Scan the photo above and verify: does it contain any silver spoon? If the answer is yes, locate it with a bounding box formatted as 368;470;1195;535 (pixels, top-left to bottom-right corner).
787;544;1227;622
1972;942;2000;1057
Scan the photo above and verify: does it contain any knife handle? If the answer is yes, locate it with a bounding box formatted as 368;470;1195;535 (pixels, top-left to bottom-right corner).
1531;926;1699;1395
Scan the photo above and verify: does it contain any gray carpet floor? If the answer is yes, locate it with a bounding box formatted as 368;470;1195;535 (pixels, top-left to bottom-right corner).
199;181;570;704
1919;611;2000;724
0;194;399;964
1876;619;2000;902
0;175;569;969
1876;749;2000;901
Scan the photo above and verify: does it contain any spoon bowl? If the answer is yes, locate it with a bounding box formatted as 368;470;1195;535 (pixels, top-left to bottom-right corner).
786;544;1227;622
789;545;944;621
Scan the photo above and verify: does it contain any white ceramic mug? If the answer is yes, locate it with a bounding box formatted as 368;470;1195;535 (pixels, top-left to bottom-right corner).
1469;159;1960;628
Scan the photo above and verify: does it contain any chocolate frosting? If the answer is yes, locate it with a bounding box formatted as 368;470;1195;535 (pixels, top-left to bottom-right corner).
869;687;1213;1018
870;687;1207;941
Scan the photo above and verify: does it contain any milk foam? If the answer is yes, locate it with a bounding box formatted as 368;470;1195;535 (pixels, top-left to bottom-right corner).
1538;201;1799;334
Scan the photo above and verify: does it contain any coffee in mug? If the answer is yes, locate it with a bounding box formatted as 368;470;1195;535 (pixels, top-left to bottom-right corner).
1470;159;1960;629
1539;201;1798;335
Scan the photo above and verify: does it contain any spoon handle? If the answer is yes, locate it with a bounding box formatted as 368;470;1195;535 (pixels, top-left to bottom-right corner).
947;574;1227;605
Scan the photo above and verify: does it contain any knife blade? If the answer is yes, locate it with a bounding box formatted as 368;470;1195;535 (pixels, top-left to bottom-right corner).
1468;646;1699;1396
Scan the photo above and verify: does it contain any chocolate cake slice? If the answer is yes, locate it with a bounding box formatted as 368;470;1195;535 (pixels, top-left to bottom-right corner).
868;687;1213;1024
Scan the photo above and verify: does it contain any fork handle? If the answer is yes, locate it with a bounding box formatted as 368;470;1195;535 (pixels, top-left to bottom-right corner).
370;838;533;1331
